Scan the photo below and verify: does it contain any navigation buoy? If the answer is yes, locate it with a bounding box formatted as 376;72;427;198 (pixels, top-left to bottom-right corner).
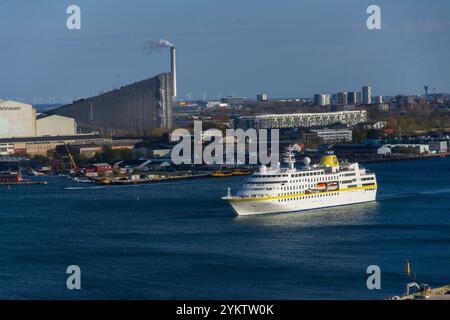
406;259;411;276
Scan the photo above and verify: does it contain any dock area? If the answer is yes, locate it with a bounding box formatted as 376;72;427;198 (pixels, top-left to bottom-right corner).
0;173;48;186
88;168;255;186
0;180;48;186
94;172;212;186
391;284;450;300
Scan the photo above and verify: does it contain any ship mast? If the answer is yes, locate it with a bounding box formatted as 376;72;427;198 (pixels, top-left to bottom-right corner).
283;146;296;171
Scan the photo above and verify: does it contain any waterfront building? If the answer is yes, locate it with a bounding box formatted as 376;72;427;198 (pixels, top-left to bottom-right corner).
377;103;390;112
0;100;36;138
429;141;448;153
85;163;113;177
0;156;30;171
150;149;172;158
257;94;269;102
332;144;384;157
309;128;353;143
0;134;108;156
221;96;247;108
232;111;367;130
375;96;383;104
362;121;388;130
356;92;362;104
36;115;77;136
347;92;357;105
330;93;339;104
0;100;77;139
386;144;430;155
337;92;348;105
0;143;15;156
57;139;141;158
313;94;331;106
377;145;392;156
362;86;372;104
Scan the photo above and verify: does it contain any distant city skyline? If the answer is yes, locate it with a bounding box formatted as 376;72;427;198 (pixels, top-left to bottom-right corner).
1;0;449;103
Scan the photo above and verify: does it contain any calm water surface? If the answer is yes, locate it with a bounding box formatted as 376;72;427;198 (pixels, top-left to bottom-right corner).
1;158;449;299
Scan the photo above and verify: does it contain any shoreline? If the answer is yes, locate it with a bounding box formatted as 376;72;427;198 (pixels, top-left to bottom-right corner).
0;180;48;186
359;152;450;164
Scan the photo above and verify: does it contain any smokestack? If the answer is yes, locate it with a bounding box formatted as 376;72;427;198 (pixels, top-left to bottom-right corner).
171;47;177;97
142;39;177;97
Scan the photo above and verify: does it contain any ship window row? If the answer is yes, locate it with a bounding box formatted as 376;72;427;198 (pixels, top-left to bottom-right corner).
247;181;286;185
362;183;376;187
277;193;340;202
343;173;356;177
254;174;289;178
247;187;271;191
280;185;330;195
361;177;375;181
289;176;337;184
282;184;317;191
291;171;324;178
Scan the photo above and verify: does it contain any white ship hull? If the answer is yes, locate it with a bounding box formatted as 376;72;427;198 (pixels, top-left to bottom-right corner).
225;150;378;216
228;187;377;216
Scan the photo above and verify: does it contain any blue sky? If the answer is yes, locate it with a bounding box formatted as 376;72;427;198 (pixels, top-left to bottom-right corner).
0;0;449;103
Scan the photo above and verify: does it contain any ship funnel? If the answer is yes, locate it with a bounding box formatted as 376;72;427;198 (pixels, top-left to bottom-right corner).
320;154;340;168
170;47;177;97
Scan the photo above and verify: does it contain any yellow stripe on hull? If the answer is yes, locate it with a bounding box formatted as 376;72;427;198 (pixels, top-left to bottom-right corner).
228;185;377;203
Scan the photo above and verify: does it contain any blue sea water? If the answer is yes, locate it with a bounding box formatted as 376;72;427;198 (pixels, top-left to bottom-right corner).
1;158;449;300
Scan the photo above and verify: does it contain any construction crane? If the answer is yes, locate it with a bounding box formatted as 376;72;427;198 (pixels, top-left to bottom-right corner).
65;143;78;174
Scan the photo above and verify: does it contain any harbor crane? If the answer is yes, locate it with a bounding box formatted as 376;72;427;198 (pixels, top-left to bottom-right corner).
65;143;78;174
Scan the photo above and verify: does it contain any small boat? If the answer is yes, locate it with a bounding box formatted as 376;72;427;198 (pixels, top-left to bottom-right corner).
29;169;44;176
232;169;252;176
72;177;92;183
212;170;233;177
97;178;112;185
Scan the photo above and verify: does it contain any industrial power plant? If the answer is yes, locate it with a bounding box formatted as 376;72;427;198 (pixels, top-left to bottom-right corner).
0;39;178;156
48;41;178;136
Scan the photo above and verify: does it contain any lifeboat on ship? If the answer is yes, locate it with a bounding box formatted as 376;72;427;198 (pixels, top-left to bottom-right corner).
327;181;339;191
316;182;327;191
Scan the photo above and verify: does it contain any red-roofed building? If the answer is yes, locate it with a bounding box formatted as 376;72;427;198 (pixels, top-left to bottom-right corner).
85;163;113;177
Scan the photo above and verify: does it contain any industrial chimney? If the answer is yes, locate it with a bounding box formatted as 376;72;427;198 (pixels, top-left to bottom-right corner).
170;46;177;97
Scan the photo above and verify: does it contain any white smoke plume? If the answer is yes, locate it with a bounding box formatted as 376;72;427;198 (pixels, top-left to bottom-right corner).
143;39;175;54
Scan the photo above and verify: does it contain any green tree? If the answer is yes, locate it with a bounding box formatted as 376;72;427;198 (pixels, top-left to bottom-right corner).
352;128;367;143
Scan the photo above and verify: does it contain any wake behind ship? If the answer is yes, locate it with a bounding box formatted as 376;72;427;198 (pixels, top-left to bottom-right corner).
224;148;377;216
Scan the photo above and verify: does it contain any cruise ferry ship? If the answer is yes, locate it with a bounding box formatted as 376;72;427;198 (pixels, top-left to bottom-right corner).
224;148;377;216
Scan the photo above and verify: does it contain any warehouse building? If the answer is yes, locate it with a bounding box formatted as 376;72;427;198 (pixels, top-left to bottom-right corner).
0;100;36;138
0;143;15;156
1;100;77;139
429;141;448;153
0;134;109;157
57;139;142;158
309;128;353;143
36;114;77;136
232;110;367;130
